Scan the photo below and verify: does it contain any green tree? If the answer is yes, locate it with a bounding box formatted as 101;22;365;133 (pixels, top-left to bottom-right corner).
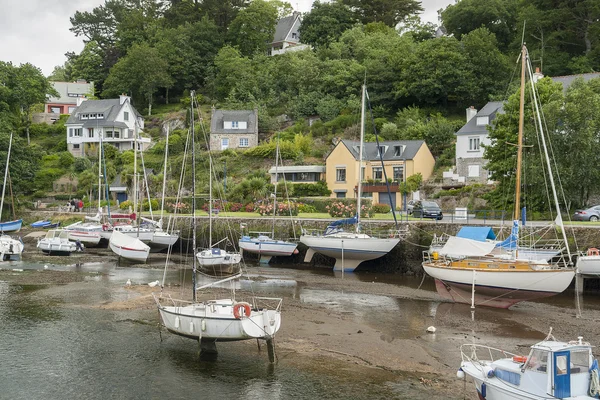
227;0;279;56
340;0;423;27
299;1;357;48
102;42;173;115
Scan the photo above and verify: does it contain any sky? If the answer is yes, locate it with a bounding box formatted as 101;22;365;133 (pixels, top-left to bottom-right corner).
0;0;454;77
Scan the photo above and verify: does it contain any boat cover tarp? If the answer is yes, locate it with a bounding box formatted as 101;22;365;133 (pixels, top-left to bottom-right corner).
110;230;150;251
439;236;496;258
456;226;496;242
327;216;358;228
495;220;519;249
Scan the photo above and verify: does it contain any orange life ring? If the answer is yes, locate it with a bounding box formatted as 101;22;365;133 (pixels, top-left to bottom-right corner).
512;355;528;363
233;302;252;319
588;248;600;256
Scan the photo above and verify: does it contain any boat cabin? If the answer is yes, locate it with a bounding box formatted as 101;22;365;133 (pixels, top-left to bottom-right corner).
497;339;594;398
44;230;71;241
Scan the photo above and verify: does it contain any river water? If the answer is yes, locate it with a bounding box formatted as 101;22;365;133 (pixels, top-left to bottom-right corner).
0;260;596;400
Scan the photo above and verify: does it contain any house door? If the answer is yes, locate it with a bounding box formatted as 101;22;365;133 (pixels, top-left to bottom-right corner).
378;192;396;210
117;192;128;204
553;351;570;398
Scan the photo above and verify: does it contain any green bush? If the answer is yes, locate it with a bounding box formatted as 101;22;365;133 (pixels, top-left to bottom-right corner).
119;200;132;210
372;203;391;213
298;203;318;213
32;190;47;199
276;180;331;197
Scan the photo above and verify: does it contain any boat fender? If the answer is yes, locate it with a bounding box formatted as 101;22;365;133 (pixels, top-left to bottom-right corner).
482;366;494;378
233;302;252;319
480;382;486;398
512;355;528;364
588;248;600;256
456;368;465;379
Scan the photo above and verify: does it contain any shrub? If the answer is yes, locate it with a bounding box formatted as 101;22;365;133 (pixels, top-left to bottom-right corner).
255;201;298;216
276;180;331;197
223;202;244;212
372;203;391;213
166;201;189;213
326;201;373;218
298;203;317;213
119;200;132;210
245;202;255;212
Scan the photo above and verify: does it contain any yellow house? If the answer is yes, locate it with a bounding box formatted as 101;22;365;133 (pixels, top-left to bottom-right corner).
325;140;435;209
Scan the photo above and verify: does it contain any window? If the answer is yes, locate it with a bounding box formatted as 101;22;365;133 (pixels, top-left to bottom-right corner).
68;106;76;113
394;146;404;157
361;166;365;181
73;144;80;149
88;128;94;138
81;114;88;120
74;128;82;137
570;351;589;374
50;107;61;113
468;165;480;177
292;32;298;39
336;168;346;182
372;167;383;180
336;192;346;198
232;121;239;128
106;130;113;138
239;137;249;147
476;116;489;126
124;111;129;121
113;130;120;139
97;113;104;119
469;137;480;151
69;128;73;137
221;138;229;150
393;166;404;182
127;129;133;138
524;349;549;373
90;113;96;119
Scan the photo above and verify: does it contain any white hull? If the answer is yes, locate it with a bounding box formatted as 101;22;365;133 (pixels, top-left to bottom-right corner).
423;263;574;308
112;225;154;242
155;298;281;341
576;255;600;276
37;231;78;255
66;230;102;245
300;234;399;272
109;230;150;262
197;249;242;267
149;231;179;252
239;238;297;258
0;235;24;261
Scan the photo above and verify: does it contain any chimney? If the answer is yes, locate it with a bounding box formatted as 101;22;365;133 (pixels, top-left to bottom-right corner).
76;96;87;107
533;67;544;83
254;107;259;133
120;93;130;105
466;106;477;123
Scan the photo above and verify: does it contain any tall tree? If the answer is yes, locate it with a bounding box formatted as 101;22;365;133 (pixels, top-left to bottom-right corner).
227;0;279;56
340;0;423;27
199;0;249;33
299;0;357;48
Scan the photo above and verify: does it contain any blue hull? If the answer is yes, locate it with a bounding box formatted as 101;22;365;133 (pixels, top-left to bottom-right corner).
0;219;22;233
31;220;51;228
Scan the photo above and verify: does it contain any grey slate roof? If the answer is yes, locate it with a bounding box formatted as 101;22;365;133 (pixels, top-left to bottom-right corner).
340;140;425;161
455;101;504;136
551;73;600;91
48;81;94;104
272;12;300;44
66;98;141;125
210;109;258;134
268;165;325;174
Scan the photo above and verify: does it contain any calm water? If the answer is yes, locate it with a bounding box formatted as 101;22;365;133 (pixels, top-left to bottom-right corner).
0;260;596;399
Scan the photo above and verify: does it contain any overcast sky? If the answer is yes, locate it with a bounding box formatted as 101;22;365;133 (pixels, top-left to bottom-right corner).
0;0;454;77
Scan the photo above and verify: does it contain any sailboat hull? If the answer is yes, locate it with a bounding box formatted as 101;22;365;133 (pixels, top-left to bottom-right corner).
0;219;22;233
156;299;281;341
238;238;298;257
148;231;179;252
109;231;150;262
300;234;399;272
423;263;575;308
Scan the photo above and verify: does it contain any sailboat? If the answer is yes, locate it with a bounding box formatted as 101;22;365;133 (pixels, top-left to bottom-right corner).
299;85;400;272
0;133;23;234
422;45;575;309
0;132;24;261
194;97;241;270
238;134;298;263
154;91;281;361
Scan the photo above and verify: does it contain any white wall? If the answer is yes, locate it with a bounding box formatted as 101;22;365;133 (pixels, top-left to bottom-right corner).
455;133;491;159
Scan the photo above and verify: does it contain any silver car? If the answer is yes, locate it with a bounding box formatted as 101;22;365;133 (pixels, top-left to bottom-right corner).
572;205;600;221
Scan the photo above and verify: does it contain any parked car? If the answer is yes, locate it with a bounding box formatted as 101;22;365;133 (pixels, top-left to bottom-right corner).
406;199;415;214
572;205;600;221
411;200;443;220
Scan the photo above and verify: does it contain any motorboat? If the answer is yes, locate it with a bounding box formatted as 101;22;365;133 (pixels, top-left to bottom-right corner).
0;234;24;261
37;229;80;255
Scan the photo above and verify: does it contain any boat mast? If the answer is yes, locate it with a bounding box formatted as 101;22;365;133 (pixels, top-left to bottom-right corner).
272;132;279;238
514;44;526;222
0;132;13;221
191;91;197;301
133;127;138;226
160;125;170;228
356;84;366;233
208;134;213;249
97;134;102;212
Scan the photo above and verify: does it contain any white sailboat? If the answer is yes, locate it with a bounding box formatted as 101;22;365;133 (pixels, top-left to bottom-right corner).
109;230;150;262
195;99;241;271
422;45;574;309
239;134;298;263
0;132;24;261
37;229;80;255
458;329;599;399
300;85;399;272
154;91;282;361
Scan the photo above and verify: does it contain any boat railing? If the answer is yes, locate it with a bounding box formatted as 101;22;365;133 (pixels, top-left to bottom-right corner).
252;296;283;312
460;343;518;364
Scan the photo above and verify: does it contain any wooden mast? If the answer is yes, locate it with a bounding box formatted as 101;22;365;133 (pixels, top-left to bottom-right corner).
514;44;527;221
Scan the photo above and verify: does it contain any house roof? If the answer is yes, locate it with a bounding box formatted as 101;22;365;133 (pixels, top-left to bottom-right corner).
551;72;600;91
455;101;504;136
272;12;300;44
338;140;425;161
268;165;325;174
210;109;258;134
48;81;94;104
66;98;141;126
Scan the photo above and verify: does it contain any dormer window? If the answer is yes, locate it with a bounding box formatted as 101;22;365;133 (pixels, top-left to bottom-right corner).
97;113;104;119
81;114;88;120
376;145;388;158
394;145;405;157
224;120;247;129
292;32;298;39
476;116;489;126
232;121;239;128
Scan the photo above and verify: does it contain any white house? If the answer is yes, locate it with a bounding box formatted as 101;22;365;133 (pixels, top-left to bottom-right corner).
268;11;310;56
65;94;151;158
454;102;503;183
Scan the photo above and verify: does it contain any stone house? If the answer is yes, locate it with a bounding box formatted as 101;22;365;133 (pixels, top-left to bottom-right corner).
209;108;259;151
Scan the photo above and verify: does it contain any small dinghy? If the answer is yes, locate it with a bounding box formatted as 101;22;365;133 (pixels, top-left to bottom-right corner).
109;230;150;263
